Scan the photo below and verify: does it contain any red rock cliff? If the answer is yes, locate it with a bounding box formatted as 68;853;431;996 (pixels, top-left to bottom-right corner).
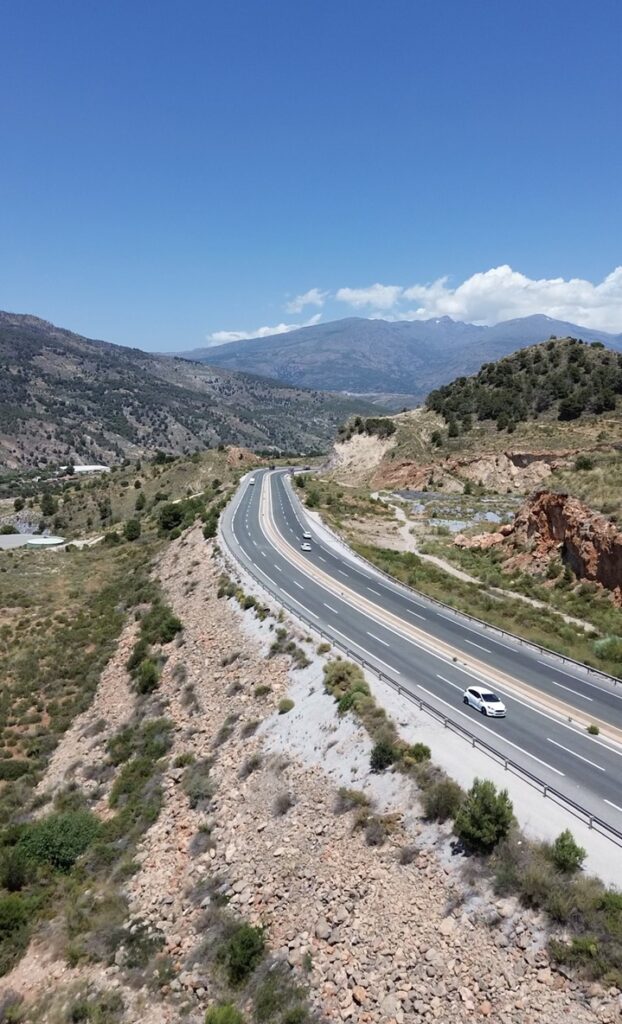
512;490;622;603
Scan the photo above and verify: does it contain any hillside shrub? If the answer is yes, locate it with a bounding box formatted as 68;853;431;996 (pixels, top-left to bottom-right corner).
18;810;100;872
423;779;463;822
123;519;141;542
549;830;586;873
158;503;184;533
140;602;182;645
134;658;160;695
370;739;397;772
454;779;513;853
183;759;215;809
205;1005;245;1024
218;922;265;986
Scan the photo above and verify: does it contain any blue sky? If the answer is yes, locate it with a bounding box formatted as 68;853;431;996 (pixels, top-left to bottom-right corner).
1;0;621;350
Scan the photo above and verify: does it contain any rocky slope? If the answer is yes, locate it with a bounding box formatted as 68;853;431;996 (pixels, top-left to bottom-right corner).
0;311;376;468
457;490;622;604
5;525;620;1023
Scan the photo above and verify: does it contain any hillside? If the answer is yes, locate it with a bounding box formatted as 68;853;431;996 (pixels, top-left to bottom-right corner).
426;337;622;432
326;339;622;517
179;315;622;404
0;312;377;469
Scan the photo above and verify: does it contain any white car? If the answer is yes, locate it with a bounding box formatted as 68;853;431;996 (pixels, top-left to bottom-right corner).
302;531;312;540
301;542;312;551
463;686;506;718
249;477;256;485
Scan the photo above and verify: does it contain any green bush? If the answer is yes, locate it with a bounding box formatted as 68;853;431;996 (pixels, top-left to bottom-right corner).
158;503;184;533
454;779;513;853
406;742;431;763
278;698;294;715
135;658;160;694
423;779;463;822
587;723;600;735
0;895;28;941
334;788;370;814
140;602;182;645
123;519;141;542
205;1005;245;1024
18;810;100;872
0;760;30;782
218;922;265;985
549;829;586;873
370;739;396;772
183;759;215;809
0;847;30;892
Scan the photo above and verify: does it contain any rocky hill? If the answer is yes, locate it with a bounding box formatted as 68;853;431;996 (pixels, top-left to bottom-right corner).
427;336;622;432
180;315;622;406
0;311;377;469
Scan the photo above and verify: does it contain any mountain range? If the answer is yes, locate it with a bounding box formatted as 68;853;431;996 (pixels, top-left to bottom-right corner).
0;312;377;469
179;314;622;407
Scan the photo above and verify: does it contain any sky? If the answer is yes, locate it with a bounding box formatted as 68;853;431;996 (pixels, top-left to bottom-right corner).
1;0;621;351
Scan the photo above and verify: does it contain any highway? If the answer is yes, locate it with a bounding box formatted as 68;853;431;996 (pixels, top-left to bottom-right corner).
221;468;622;836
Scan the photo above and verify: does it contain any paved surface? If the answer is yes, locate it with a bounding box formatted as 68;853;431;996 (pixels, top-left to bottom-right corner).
221;469;622;837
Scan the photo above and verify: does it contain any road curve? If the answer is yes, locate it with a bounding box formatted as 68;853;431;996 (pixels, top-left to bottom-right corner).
221;469;622;837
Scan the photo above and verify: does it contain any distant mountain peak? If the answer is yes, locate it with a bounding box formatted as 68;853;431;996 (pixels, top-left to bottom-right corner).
177;314;622;410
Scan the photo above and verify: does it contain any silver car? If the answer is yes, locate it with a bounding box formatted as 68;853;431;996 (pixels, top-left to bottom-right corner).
463;686;506;717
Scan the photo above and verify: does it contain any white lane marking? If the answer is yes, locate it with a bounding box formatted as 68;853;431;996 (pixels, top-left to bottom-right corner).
318;556;327;563
444;617;505;646
328;625;401;674
448;659;622;751
436;674;463;692
274;564;283;572
418;687;565;777
550;679;592;701
366;631;390;648
537;660;622;700
547;738;605;772
464;638;491;653
323;603;339;615
367;587;382;596
280;589;319;618
338;569;349;578
604;799;622;813
407;609;427;620
261;551;267;557
293;581;304;590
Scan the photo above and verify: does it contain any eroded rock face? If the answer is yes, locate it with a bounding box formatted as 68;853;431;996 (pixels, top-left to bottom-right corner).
512;490;622;602
370;451;573;495
458;490;622;604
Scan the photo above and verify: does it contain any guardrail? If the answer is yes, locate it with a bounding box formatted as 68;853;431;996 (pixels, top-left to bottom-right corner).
219;499;622;849
282;476;620;689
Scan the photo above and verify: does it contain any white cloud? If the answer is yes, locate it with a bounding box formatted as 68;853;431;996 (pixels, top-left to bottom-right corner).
286;287;328;314
335;283;403;310
207;313;322;346
336;266;622;333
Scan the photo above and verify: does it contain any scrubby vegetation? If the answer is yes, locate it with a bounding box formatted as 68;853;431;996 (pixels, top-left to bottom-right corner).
338;415;397;442
427;337;622;434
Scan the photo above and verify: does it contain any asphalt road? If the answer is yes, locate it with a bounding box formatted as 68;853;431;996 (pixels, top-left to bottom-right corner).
221;469;622;834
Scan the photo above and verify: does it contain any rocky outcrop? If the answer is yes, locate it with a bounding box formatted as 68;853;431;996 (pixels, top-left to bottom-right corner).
457;490;622;604
366;449;571;496
511;491;622;600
